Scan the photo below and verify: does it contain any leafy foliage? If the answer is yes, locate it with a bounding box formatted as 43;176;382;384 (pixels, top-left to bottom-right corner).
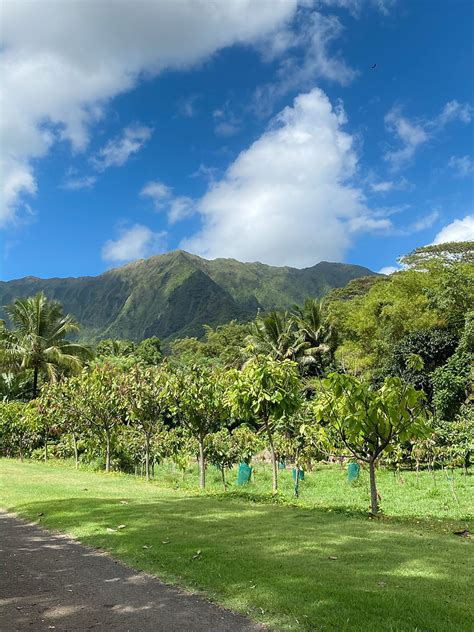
0;292;91;397
1;244;472;514
313;373;431;513
227;356;302;493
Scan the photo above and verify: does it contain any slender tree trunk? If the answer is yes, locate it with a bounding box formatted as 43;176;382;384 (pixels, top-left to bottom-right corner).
19;437;24;463
198;436;206;490
73;433;79;469
221;466;227;491
44;431;48;462
32;367;39;399
265;423;278;494
369;457;379;514
105;429;111;473
294;464;300;498
145;434;150;482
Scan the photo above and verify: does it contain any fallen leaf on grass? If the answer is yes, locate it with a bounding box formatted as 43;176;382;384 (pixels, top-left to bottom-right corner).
117;524;126;529
161;540;170;545
106;528;116;533
142;545;152;549
378;581;387;588
119;500;128;505
37;512;44;517
328;556;338;560
192;550;202;560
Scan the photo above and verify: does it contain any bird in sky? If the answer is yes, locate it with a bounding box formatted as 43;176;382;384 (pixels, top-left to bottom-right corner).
371;63;377;69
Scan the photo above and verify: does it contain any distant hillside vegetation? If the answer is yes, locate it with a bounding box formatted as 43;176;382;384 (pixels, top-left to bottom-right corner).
0;250;376;341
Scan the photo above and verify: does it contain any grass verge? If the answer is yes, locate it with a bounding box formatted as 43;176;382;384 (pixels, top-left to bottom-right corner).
1;459;472;631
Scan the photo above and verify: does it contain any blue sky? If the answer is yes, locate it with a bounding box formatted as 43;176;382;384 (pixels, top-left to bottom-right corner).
1;0;473;280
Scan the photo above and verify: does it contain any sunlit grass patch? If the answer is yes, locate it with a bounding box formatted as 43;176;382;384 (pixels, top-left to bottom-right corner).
1;459;472;631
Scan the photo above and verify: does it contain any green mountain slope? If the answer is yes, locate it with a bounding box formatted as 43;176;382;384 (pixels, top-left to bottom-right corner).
0;250;376;341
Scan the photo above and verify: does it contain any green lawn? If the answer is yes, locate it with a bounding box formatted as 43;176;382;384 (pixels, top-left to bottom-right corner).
1;460;472;632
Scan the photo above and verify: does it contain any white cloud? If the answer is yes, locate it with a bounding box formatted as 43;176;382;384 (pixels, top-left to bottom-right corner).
169;197;196;224
92;124;152;171
102;224;166;263
213;106;241;137
140;181;172;209
182;88;385;268
448;155;474;178
254;11;356;116
370;180;395;193
409;210;439;233
1;158;37;225
177;95;199;118
436;101;472;127
384;101;472;170
62;175;97;191
384;107;428;168
378;265;400;275
0;0;300;226
432;215;474;244
140;180;196;224
368;176;411;194
318;0;396;15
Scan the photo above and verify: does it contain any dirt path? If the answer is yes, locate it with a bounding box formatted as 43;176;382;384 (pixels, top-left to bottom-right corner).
0;511;263;631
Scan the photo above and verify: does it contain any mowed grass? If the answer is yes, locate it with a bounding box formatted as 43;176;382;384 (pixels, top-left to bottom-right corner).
0;460;472;632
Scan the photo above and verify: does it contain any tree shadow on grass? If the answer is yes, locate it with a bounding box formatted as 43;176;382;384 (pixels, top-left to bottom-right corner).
5;496;473;632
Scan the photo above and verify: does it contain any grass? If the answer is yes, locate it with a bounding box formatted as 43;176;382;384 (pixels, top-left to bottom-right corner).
1;459;472;631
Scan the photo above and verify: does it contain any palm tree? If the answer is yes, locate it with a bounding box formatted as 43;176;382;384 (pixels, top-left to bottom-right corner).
246;311;300;361
290;298;334;376
1;292;91;398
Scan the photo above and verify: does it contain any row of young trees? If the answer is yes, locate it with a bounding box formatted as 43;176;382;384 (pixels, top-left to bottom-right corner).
1;354;432;513
0;242;472;514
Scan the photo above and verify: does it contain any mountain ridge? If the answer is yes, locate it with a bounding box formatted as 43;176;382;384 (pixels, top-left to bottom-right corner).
0;250;376;342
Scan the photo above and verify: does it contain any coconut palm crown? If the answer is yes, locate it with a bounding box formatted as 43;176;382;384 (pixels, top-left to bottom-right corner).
1;292;91;398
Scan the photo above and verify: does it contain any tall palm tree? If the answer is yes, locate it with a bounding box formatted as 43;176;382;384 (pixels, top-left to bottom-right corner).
1;292;91;398
290;298;334;376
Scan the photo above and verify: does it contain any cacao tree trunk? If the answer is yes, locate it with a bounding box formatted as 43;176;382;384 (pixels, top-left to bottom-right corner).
105;429;111;473
145;434;151;482
369;458;379;514
73;433;79;469
265;423;278;494
221;466;227;491
198;436;206;489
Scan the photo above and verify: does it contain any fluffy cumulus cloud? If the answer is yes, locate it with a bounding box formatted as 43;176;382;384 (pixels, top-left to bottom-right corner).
432;215;474;244
102;224;166;263
183;89;386;267
384;101;472;170
0;0;300;226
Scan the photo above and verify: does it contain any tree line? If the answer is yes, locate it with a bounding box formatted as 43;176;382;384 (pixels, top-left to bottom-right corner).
0;241;472;515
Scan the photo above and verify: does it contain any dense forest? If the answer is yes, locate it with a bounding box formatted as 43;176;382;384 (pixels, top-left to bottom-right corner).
1;241;472;515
